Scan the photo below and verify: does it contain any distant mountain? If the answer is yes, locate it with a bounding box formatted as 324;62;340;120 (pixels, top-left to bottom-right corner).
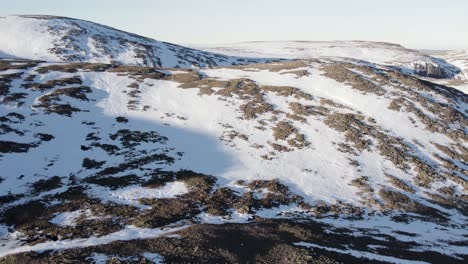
0;15;276;68
195;41;463;78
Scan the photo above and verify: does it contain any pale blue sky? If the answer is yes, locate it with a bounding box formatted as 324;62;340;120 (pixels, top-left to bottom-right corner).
2;0;467;49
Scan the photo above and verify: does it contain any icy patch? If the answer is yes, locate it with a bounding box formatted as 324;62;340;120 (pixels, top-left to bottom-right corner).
50;209;97;227
88;182;189;208
142;252;165;264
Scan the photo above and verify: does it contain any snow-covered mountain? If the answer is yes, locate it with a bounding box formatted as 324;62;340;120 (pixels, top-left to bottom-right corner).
195;41;462;78
0;16;467;263
0;15;277;68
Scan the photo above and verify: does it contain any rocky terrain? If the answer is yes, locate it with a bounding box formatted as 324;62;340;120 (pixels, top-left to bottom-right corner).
0;16;467;264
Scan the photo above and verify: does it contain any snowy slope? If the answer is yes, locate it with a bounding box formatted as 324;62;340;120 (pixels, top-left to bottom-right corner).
0;15;278;68
428;50;468;94
0;16;467;262
435;49;468;79
195;41;462;78
0;58;467;262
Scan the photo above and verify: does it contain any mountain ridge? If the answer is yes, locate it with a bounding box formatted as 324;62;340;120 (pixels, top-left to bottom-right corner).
0;15;279;68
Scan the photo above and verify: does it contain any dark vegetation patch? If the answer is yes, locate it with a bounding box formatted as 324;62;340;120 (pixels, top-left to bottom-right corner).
34;133;54;142
109;129;168;149
378;188;447;221
1;200;46;227
110;66;168;82
272;121;309;149
40;85;91;101
0;193;25;206
84;175;141;190
424;187;468;215
22;76;82;91
34;86;92;116
321;63;386;95
1;92;28;105
0;112;25;123
0;60;39;72
96;153;175;176
324;113;373;151
319;98;351;110
82;158;106;169
0;72;23;97
31;176;62;194
0;140;37;153
233;60;310;72
280;69;310;78
132;199;200;228
0;123;24;136
240;99;274;119
385;174;415;194
350;176;374;194
23;74;36;82
262;85;312;100
289;102;329;118
0;196;125;246
115;116;128;123
219;129;249;145
273;121;297;140
35;63;111;73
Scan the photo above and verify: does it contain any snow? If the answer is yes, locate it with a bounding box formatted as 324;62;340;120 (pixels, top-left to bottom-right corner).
434;50;468;79
0;16;273;68
431;49;468;93
88;182;189;208
50;209;97;226
0;34;467;259
142;253;165;264
1;61;463;209
0;16;61;61
194;41;461;78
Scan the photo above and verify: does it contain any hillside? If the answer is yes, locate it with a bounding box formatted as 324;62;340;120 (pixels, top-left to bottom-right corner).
0;15;277;68
195;41;462;79
0;16;467;263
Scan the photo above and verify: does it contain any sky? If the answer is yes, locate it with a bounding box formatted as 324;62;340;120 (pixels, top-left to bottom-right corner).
1;0;467;50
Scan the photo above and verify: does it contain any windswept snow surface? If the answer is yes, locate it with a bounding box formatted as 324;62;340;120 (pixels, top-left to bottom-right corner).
194;41;462;78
